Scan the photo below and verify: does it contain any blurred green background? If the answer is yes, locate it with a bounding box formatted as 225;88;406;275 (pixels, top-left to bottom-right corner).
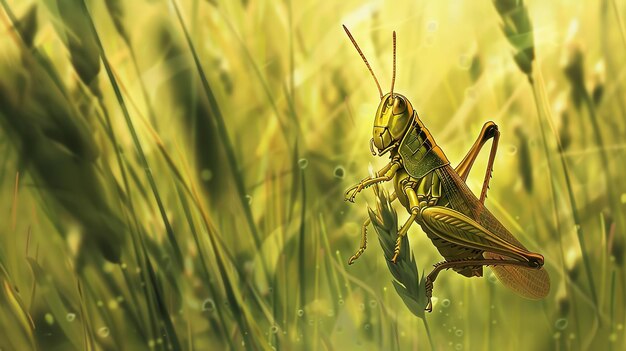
0;0;624;350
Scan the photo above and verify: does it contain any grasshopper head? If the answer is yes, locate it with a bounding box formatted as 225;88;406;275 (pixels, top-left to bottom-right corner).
371;93;414;156
343;26;413;157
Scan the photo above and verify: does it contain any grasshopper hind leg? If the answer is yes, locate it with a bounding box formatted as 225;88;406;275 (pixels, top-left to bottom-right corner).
348;192;397;265
419;205;546;311
423;258;542;312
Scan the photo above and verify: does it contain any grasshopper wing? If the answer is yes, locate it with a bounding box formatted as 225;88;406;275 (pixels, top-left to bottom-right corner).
436;166;550;299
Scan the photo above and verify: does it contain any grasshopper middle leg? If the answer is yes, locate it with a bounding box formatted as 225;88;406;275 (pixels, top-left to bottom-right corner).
391;173;441;263
348;192;398;265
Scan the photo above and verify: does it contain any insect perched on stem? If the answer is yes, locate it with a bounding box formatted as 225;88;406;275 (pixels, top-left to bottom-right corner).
342;26;550;312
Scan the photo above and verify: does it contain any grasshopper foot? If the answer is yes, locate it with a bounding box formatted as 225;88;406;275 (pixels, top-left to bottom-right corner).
344;184;362;203
390;251;399;264
348;249;364;265
424;277;434;312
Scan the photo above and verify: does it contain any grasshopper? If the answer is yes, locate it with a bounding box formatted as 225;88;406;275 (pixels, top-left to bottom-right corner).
342;26;550;312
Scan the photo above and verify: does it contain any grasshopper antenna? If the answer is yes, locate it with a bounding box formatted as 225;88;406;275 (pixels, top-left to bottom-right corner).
342;25;383;100
390;31;396;99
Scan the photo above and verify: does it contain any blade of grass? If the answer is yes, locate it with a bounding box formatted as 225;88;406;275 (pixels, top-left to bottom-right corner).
79;0;183;269
170;0;269;283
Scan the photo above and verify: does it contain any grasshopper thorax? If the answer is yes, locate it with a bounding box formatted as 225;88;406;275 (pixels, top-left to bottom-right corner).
372;93;414;156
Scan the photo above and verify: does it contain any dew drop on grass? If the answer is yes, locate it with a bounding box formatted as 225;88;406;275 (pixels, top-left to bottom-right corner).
298;158;308;169
297;309;304;317
245;194;252;205
425;35;435;46
458;54;471;69
455;329;464;337
455;343;463;350
427;20;438;32
66;313;76;322
508;145;518;155
369;300;377;308
364;323;370;330
98;327;110;338
201;169;213;182
270;325;278;334
338;299;344;306
333;166;345;179
45;313;54;325
441;299;451;308
202;299;216;312
555;318;568;330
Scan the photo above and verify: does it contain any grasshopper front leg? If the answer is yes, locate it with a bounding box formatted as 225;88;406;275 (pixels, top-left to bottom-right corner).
344;157;401;202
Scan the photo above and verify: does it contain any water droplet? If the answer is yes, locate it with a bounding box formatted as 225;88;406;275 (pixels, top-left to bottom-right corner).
455;329;464;337
245;195;252;205
458;54;471;69
508;145;518;155
441;299;451;308
201;169;213;182
338;299;344;306
120;263;127;270
270;325;278;334
45;313;54;325
298;159;308;170
98;327;110;338
327;309;334;317
464;87;477;99
555;318;568;330
609;333;617;342
427;20;438;32
333;166;345;179
364;323;370;330
369;299;378;308
108;300;118;310
202;299;216;312
297;309;304;317
455;343;463;350
66;313;76;322
425;34;435;46
96;300;104;307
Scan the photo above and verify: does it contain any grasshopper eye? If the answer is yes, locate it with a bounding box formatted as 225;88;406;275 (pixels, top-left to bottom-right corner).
393;97;406;115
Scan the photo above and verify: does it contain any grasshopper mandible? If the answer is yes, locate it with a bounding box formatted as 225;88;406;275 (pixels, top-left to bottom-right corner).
342;26;550;312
